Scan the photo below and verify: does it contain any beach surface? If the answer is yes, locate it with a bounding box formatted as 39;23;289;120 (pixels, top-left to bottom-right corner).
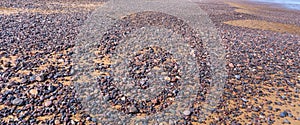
0;0;299;124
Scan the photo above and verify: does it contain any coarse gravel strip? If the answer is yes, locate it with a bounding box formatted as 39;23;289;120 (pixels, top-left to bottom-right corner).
73;0;227;124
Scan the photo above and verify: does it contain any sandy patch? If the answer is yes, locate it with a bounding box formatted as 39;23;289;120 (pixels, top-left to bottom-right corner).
0;1;103;15
0;7;64;15
36;114;55;121
225;2;259;15
0;7;20;15
224;20;300;35
225;1;300;23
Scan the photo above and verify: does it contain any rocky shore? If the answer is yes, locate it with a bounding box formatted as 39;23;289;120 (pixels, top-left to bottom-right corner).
0;0;299;124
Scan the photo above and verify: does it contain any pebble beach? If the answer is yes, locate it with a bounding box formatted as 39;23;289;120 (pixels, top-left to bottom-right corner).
0;0;299;124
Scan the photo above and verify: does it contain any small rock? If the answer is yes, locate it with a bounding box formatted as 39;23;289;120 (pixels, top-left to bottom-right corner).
11;98;24;106
164;76;171;81
151;98;158;104
283;119;290;124
183;110;191;116
297;117;300;121
229;63;234;68
121;97;126;101
296;84;300;89
288;112;293;117
69;68;75;76
128;106;138;114
48;85;56;92
257;66;263;70
29;75;36;82
20;78;27;84
71;120;75;125
268;106;273;110
252;106;260;112
241;98;248;102
54;120;60;124
29;89;38;96
44;100;52;107
234;75;241;80
280;111;288;117
36;74;45;82
259;115;265;119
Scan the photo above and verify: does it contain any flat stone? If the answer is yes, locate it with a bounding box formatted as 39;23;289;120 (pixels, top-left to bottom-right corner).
36;74;45;82
128;106;138;114
44;100;52;107
228;63;234;68
29;89;38;96
283;119;290;124
20;78;28;84
11;98;24;106
183;110;191;116
280;111;288;117
241;98;248;102
29;75;36;82
234;75;241;80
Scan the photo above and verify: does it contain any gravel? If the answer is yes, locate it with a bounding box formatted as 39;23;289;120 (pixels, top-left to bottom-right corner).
1;0;299;124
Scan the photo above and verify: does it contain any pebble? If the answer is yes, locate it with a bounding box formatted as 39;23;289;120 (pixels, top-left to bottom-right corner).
11;98;24;106
36;74;45;82
128;106;138;114
44;100;52;107
268;106;273;110
183;110;191;116
20;78;28;84
229;63;234;68
54;120;60;124
234;75;241;80
29;89;38;96
283;119;291;124
241;98;248;102
29;75;36;82
296;84;300;89
280;111;288;117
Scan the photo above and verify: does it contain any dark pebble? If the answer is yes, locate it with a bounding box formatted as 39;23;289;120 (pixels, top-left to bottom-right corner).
280;111;288;117
268;106;273;110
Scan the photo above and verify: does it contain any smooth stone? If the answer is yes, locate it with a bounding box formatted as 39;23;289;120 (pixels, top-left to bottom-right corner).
283;119;291;124
44;100;52;107
280;111;288;117
29;89;38;96
229;63;234;68
234;75;241;80
11;98;24;106
241;98;248;102
268;106;273;110
36;74;45;82
128;106;138;113
183;110;191;116
29;75;36;82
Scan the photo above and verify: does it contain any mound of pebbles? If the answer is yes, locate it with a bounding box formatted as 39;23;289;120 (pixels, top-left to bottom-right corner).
75;11;212;124
99;46;181;114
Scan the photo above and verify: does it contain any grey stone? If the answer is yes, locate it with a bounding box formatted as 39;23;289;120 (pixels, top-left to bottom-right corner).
11;98;24;106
